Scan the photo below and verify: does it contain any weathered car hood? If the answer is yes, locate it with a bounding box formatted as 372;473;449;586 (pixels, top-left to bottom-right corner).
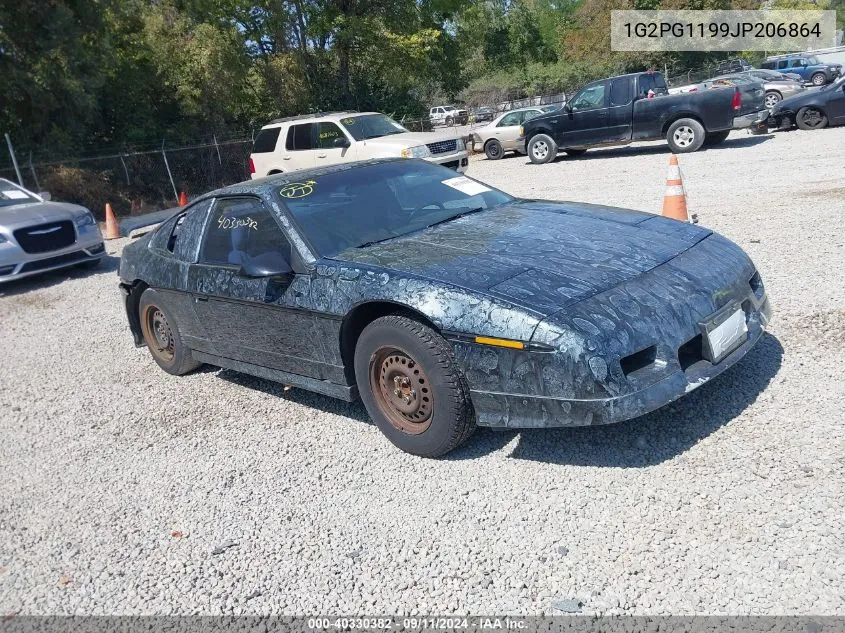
0;201;87;229
334;200;712;317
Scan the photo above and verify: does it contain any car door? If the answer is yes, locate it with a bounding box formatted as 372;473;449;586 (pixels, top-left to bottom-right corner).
313;121;354;166
607;76;634;142
283;123;317;171
186;196;331;380
826;81;845;123
493;111;525;150
790;58;809;80
560;80;610;146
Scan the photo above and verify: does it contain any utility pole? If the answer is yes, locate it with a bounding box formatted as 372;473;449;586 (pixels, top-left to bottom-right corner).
4;133;24;186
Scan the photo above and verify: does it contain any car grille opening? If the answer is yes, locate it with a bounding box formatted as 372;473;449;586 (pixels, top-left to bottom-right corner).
18;250;88;273
620;345;658;377
0;265;15;276
13;221;76;254
678;334;705;371
749;271;764;299
426;139;458;155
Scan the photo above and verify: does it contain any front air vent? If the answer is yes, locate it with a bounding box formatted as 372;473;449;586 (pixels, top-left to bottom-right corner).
621;345;658;377
678;334;705;372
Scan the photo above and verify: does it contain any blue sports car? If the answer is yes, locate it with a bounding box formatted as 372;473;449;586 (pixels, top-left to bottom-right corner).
119;159;771;457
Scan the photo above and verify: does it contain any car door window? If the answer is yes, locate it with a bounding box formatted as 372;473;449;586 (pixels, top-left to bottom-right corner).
570;83;607;110
791;59;804;68
286;124;314;151
777;60;789;69
610;77;633;105
315;122;345;149
523;109;543;122
498;112;522;127
200;197;292;270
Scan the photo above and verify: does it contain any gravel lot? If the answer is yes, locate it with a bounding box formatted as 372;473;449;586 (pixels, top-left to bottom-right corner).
1;127;844;616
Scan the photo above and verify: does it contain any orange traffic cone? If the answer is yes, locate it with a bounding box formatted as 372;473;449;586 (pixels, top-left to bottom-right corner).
179;191;188;207
104;203;119;240
661;155;697;223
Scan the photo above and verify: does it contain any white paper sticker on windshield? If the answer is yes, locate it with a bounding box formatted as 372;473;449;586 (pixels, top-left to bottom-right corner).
441;177;490;196
1;190;29;199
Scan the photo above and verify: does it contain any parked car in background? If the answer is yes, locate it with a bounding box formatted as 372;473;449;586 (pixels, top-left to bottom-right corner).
119;159;770;457
520;71;767;163
471;105;558;160
470;107;496;124
249;112;469;177
716;58;753;75
429;105;468;126
714;71;805;108
0;179;104;283
747;68;804;83
769;74;845;130
762;54;842;86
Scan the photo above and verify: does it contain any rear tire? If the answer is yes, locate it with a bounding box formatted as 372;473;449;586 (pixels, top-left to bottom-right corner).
811;73;826;87
795;106;828;130
527;134;557;164
484;139;504;160
703;130;731;146
354;315;476;457
666;118;705;153
764;91;782;109
138;288;201;376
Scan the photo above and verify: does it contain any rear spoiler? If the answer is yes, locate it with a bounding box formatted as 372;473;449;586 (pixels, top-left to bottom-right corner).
118;207;181;238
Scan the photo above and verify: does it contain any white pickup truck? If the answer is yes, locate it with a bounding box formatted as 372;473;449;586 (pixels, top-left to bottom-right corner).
429;105;468;127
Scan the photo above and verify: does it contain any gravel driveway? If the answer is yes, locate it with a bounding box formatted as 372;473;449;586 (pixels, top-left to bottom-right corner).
1;127;844;616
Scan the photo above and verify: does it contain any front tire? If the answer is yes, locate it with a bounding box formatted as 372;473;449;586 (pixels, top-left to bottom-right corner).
811;73;827;87
666;118;705;153
527;133;557;164
796;106;828;130
138;288;200;376
484;139;504;160
703;130;731;146
354;315;476;457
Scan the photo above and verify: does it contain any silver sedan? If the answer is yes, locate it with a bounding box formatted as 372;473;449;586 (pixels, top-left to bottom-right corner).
0;179;104;283
717;70;806;109
471;106;559;160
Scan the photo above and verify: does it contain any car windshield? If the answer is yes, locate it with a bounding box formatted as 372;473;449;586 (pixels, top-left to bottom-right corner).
0;179;39;207
279;160;513;258
340;114;408;141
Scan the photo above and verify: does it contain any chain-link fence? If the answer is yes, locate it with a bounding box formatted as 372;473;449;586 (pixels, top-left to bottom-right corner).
0;134;254;221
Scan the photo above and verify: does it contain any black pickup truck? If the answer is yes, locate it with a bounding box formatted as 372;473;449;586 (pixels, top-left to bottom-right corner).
521;71;768;164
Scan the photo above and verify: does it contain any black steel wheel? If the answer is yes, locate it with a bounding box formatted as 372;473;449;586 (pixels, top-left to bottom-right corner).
354;315;475;457
484;139;504;160
795;107;828;130
138;288;200;375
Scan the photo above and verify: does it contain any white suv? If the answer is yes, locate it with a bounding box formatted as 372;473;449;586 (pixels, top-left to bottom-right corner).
249;112;469;178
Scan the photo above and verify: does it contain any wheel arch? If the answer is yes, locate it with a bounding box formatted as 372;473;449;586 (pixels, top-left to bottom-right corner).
340;300;440;384
661;113;704;136
125;279;151;346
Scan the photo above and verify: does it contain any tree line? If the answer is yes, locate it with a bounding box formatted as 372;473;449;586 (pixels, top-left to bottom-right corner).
2;0;842;159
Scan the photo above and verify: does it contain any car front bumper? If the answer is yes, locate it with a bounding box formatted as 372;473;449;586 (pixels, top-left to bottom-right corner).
0;228;105;284
468;291;771;429
425;151;469;173
733;109;769;130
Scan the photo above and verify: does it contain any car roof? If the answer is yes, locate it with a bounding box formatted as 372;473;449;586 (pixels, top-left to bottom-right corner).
199;158;408;200
261;111;380;128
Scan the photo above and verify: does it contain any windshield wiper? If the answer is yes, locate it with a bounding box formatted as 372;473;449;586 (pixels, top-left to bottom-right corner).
425;207;486;230
357;235;400;248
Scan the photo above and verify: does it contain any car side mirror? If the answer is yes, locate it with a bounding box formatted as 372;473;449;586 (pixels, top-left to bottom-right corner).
333;136;350;149
563;102;573;113
39;191;52;201
238;253;293;278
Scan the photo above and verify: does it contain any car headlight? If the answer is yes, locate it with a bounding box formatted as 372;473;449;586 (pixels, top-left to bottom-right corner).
74;211;96;228
400;145;431;159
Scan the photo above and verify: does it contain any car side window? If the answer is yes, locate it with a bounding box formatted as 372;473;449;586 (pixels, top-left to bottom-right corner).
498;112;522;127
777;60;788;69
610;77;633;106
286;124;314;151
200;197;292;269
570;82;607;110
315;122;345;149
523;110;542;122
791;59;804;68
